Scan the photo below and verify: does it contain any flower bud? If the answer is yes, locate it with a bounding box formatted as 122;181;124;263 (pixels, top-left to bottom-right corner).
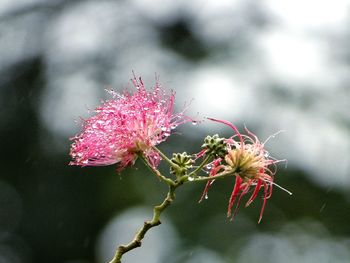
170;152;194;176
201;134;228;158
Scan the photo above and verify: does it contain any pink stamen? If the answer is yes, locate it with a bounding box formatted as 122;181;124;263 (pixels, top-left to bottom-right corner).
69;75;191;173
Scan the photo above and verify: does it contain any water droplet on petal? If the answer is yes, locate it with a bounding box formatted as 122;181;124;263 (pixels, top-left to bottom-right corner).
205;194;208;200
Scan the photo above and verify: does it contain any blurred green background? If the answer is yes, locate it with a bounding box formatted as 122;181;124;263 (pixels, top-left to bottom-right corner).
1;0;350;262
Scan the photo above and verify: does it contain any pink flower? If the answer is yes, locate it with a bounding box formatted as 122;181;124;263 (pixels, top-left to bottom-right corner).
69;75;190;173
200;118;289;223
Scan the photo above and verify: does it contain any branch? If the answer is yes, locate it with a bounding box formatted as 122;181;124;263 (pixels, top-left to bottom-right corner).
108;184;177;263
107;152;231;262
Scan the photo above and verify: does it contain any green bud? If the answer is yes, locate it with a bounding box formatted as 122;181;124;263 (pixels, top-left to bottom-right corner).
170;152;194;176
201;134;228;158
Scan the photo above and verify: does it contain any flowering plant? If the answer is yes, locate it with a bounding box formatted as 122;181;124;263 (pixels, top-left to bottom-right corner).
69;75;291;263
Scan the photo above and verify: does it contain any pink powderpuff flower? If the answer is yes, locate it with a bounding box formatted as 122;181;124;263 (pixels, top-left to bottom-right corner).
200;118;290;223
69;75;190;173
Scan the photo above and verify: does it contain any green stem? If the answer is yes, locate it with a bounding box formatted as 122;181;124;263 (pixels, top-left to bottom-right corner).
152;146;180;170
188;154;212;178
138;154;175;186
108;183;179;263
192;169;235;182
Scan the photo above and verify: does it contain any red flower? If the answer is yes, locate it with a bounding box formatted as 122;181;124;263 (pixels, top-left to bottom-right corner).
200;118;290;223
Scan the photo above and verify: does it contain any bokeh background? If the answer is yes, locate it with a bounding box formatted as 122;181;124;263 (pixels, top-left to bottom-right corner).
1;0;350;262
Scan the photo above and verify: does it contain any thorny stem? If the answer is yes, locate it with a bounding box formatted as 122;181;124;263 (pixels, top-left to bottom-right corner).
108;179;181;263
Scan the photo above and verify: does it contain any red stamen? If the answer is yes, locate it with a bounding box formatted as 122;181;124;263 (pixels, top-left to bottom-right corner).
199;160;223;202
227;176;243;217
246;180;263;207
258;181;269;223
233;183;250;219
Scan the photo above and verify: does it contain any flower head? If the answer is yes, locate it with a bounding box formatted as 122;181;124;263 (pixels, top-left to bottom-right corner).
200;118;290;223
69;75;190;172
